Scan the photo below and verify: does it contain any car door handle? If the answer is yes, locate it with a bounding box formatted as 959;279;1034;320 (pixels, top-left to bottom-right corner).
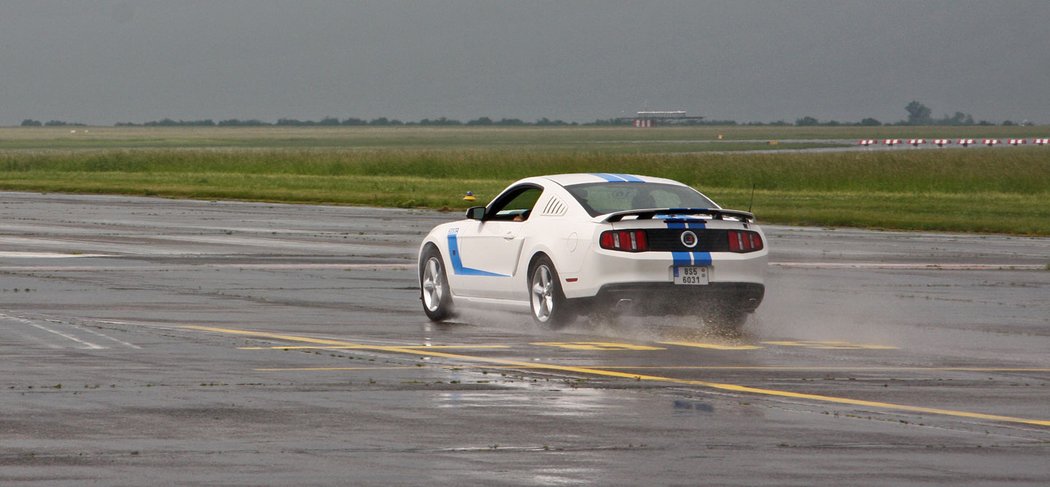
503;232;516;240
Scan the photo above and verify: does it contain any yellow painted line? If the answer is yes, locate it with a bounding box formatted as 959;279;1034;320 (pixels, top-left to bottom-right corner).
531;341;665;351
763;340;898;350
241;345;510;350
182;325;1050;428
598;366;1050;372
660;340;764;351
277;363;1050;375
388;345;512;350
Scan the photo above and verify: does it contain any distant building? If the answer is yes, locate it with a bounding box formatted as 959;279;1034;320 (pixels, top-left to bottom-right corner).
620;110;705;127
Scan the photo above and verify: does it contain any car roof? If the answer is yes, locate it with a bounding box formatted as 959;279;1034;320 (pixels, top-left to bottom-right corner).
536;173;687;187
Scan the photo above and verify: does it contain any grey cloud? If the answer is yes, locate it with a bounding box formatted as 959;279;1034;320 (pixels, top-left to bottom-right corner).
2;0;1047;124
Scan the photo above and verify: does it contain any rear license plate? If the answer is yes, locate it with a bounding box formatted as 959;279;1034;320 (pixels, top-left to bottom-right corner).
674;266;709;285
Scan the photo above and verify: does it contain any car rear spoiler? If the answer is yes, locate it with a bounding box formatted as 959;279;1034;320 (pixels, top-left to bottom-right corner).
601;208;755;223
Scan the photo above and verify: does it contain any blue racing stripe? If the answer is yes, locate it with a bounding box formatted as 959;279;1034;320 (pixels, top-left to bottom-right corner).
691;251;713;266
686;220;706;230
447;233;509;277
592;173;626;182
671;251;692;277
614;173;645;183
663;218;705;230
667;219;711;276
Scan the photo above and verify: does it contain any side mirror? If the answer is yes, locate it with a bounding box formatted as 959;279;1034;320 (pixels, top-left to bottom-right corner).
465;206;486;220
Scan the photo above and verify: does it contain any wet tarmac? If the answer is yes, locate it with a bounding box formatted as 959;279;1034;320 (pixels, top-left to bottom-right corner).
1;192;1048;486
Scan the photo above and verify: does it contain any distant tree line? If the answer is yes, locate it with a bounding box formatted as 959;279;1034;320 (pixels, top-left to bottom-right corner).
111;118;271;127
19;103;1033;128
109;116;583;127
21;119;86;127
791;101;1028;127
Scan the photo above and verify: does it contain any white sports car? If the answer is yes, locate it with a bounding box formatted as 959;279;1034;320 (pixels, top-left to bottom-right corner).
418;173;767;328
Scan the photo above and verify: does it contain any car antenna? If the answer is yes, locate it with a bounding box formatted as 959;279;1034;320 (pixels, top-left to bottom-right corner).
748;183;756;213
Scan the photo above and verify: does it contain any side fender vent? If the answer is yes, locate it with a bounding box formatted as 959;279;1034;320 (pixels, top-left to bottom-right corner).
540;197;567;217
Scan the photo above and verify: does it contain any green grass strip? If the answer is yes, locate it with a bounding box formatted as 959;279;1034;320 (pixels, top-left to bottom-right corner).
1;140;1047;235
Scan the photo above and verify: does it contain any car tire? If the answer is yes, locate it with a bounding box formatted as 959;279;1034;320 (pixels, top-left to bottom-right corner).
529;255;574;328
420;246;454;321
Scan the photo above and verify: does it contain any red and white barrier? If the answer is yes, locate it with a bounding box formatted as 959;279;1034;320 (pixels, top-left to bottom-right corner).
856;137;1046;148
633;119;653;128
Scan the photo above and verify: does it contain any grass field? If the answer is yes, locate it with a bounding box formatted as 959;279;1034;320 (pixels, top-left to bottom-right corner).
1;126;1048;235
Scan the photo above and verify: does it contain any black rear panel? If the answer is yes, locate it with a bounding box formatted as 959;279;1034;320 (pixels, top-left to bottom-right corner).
645;228;732;252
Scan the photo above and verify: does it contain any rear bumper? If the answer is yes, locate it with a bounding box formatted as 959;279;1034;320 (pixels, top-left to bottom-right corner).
574;282;765;315
561;248;768;300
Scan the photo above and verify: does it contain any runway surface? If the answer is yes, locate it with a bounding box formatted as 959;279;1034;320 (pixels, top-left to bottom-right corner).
1;192;1048;486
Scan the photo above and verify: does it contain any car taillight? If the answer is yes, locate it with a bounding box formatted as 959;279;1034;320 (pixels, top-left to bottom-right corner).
727;230;764;253
600;230;649;252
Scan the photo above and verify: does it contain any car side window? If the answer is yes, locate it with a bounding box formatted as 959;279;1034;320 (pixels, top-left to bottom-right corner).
488;186;543;222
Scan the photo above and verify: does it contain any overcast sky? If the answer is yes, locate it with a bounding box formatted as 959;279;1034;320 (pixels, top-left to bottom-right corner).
2;0;1048;125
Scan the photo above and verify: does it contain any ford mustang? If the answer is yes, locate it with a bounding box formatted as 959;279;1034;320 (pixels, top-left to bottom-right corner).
418;173;767;328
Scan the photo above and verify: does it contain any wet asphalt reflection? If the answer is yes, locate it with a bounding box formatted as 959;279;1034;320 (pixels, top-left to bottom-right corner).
1;192;1048;486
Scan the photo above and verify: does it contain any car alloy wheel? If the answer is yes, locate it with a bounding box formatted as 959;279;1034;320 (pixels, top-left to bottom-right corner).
420;247;453;321
529;255;573;327
422;257;444;313
531;264;555;322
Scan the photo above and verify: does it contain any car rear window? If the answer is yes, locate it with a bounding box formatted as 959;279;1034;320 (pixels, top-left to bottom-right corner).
566;182;717;217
